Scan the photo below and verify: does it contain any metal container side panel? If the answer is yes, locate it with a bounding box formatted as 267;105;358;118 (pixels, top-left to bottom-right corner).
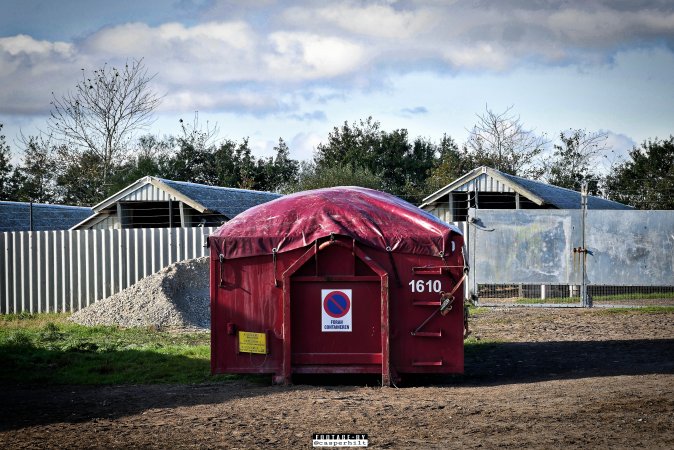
210;252;218;374
366;246;465;375
211;249;303;375
211;231;465;378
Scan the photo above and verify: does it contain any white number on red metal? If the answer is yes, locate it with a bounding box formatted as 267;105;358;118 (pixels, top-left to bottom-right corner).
408;279;442;293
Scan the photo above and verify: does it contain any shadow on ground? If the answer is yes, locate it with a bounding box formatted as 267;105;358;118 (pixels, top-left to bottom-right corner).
414;338;674;386
1;339;672;431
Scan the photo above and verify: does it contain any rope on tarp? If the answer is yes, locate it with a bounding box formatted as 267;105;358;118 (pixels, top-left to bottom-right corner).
386;246;403;288
272;247;278;287
208;237;226;287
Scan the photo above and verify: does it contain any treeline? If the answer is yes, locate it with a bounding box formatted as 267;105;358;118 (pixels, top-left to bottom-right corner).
0;114;514;205
1;116;673;209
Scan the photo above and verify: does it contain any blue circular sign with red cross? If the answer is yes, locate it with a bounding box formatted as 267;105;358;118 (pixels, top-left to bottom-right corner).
323;290;351;318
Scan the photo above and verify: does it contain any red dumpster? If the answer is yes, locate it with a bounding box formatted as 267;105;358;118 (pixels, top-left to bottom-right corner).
208;187;466;385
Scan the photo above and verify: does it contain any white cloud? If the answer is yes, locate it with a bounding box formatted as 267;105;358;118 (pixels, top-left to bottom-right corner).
0;35;76;114
547;8;674;45
0;34;72;56
283;3;438;39
443;43;513;71
265;32;367;80
290;131;324;161
160;89;281;113
1;1;673;118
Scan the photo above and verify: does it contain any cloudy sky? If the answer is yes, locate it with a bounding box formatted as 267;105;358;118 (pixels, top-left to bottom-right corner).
1;0;673;166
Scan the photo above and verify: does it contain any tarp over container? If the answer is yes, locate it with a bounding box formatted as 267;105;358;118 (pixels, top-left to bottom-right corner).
210;186;462;258
209;187;466;385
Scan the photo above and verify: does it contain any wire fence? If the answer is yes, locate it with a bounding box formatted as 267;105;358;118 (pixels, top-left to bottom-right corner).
465;209;674;308
477;284;674;307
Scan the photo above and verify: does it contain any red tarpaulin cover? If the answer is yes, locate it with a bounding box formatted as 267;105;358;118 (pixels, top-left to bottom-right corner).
210;187;462;259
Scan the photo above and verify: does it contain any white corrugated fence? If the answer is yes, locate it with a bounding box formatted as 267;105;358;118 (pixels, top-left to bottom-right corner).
1;227;216;314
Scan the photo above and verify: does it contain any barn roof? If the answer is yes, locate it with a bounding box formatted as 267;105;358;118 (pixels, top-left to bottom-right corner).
157;178;283;219
420;166;632;210
0;201;93;232
72;176;282;229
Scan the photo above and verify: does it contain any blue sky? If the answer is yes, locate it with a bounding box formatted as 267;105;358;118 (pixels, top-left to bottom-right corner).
1;0;673;169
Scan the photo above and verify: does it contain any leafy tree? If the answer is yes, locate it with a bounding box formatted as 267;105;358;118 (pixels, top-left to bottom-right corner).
54;149;107;205
255;138;299;192
466;105;547;178
14;134;58;203
0;123;15;200
399;136;441;202
48;59;161;200
211;139;239;187
314;117;381;172
313;117;442;202
604;136;674;209
271;138;300;192
211;138;257;189
167;116;219;185
545;129;609;194
233;139;256;189
425;134;473;194
292;162;384;192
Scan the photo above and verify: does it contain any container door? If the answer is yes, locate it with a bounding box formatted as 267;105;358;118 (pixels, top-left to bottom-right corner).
290;279;382;372
289;242;384;374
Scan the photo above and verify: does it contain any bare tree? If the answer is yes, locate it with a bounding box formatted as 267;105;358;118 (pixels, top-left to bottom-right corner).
48;58;161;191
466;105;548;178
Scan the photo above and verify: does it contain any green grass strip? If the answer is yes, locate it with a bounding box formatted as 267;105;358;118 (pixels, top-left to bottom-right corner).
595;306;674;315
0;313;249;385
513;297;579;304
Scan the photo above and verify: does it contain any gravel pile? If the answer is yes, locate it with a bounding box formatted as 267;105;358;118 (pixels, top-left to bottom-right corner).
70;257;210;330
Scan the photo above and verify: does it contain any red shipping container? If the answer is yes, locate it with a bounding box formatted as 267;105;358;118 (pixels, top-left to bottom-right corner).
208;187;466;385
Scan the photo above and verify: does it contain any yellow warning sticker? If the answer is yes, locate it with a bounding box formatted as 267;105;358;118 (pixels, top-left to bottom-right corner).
238;331;267;354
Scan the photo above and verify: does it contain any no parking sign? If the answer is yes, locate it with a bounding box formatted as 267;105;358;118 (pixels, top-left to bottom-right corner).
321;289;352;332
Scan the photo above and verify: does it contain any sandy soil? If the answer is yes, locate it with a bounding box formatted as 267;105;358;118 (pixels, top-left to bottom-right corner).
1;308;673;449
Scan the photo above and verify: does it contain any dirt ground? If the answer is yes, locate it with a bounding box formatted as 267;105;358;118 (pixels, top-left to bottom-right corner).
1;307;673;449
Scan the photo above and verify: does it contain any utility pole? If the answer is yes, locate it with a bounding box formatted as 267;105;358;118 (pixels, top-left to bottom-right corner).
29;201;34;232
580;181;591;307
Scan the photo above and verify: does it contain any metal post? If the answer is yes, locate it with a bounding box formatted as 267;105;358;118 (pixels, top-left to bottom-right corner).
29;201;34;231
168;199;173;228
580;182;592;307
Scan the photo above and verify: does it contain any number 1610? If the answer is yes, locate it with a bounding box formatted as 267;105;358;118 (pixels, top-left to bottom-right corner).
408;279;442;293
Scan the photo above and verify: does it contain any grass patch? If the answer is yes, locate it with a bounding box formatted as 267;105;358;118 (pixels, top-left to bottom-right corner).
467;306;489;315
592;292;674;302
463;337;501;357
514;297;579;305
0;313;245;385
511;291;674;305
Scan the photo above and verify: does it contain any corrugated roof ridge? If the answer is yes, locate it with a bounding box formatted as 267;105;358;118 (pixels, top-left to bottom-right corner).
0;200;92;210
492;168;629;207
155;178;282;196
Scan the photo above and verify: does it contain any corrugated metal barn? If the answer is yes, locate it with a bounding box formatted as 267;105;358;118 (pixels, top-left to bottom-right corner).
73;176;283;230
420;166;631;222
